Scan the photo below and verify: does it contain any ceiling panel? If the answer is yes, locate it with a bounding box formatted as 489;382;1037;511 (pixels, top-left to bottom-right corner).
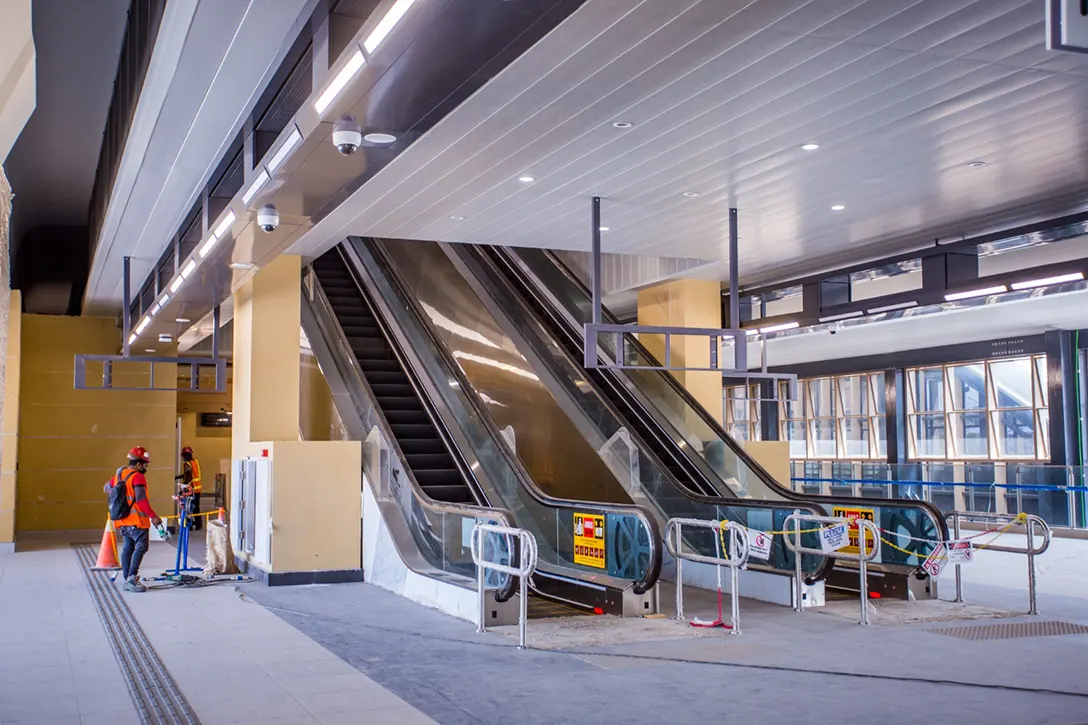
292;0;1088;288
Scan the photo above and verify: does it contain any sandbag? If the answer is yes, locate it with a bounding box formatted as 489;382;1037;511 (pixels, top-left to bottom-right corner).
204;520;239;575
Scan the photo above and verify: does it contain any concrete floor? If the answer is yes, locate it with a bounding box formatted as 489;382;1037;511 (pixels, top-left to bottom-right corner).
2;531;1086;725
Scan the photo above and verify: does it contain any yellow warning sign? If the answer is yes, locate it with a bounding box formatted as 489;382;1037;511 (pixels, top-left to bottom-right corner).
573;513;606;569
831;506;875;556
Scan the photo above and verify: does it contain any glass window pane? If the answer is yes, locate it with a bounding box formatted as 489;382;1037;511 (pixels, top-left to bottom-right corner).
730;424;750;442
870;372;886;415
841;418;870;458
783;420;806;458
809;378;834;417
994;409;1036;458
990;358;1034;409
949;364;986;411
838;375;868;416
1034;355;1047;405
911;414;946;458
781;381;804;420
811;419;836;458
949;412;988;458
909;367;944;413
727;386;750;423
1037;408;1050;459
873;417;887;458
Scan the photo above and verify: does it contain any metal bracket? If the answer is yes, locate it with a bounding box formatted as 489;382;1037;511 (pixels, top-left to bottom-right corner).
74;355;228;392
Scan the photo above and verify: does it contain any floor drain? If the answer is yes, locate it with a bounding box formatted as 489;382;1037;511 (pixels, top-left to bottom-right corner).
924;620;1088;641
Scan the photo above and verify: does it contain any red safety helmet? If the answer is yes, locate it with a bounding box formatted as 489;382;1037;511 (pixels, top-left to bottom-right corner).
181;446;194;457
128;446;150;463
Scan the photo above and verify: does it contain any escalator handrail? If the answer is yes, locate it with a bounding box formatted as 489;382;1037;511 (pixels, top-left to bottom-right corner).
445;241;833;583
351;236;663;595
306;258;520;601
521;248;950;542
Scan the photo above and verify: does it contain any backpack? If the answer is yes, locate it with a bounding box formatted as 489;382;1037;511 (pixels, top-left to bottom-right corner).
108;468;139;521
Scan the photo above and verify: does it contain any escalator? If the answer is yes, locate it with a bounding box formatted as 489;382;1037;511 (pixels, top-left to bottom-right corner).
457;244;947;598
313;253;471;504
307;243;662;617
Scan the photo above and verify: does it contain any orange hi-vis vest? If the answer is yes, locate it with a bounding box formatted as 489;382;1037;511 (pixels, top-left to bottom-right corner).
111;467;150;529
187;458;202;493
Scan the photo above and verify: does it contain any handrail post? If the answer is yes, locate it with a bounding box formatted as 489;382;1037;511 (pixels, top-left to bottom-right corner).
729;525;742;634
674;522;685;621
792;510;803;612
1027;518;1037;616
952;512;964;603
471;523;538;649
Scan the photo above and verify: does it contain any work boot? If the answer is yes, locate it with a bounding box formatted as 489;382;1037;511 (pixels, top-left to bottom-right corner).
123;576;147;593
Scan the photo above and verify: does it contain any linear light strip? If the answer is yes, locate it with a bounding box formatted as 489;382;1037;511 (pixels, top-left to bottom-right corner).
759;321;800;334
364;0;419;53
169;276;185;293
818;311;864;323
1010;272;1084;291
944;285;1007;301
314;50;366;114
213;211;236;240
866;300;918;314
242;168;270;205
181;260;197;278
198;234;219;258
267;127;303;172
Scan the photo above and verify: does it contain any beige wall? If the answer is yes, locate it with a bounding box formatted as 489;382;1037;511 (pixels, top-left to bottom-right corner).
17;315;177;531
637;278;724;425
264;440;360;572
0;290;20;542
742;440;791;487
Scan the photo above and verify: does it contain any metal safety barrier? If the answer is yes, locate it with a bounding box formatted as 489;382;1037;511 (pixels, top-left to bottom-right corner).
945;511;1051;615
784;511;880;625
470;523;538;649
664;518;749;634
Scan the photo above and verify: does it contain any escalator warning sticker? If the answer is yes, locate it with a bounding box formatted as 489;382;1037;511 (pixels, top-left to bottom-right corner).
574;513;606;569
831;506;875;557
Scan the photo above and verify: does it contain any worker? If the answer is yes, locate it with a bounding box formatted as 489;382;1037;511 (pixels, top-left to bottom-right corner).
179;446;203;530
105;447;162;593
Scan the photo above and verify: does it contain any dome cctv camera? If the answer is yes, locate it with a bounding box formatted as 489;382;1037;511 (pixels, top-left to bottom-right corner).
257;204;279;233
332;115;362;156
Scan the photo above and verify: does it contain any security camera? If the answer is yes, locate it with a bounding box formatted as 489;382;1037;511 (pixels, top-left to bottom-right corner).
829;328;837;335
332;115;362;156
257;204;279;233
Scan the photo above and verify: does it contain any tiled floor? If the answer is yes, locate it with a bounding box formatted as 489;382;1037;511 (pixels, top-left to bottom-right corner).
0;537;434;725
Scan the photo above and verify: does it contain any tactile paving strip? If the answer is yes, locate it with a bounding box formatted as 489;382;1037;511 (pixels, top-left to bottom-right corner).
74;545;201;725
924;620;1088;641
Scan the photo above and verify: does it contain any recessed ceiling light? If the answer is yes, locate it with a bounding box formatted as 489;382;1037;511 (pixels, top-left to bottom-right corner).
518;176;534;183
145;349;156;354
450;215;465;221
229;262;255;270
158;334;172;343
612;121;633;129
801;143;820;151
598;226;610;232
364;132;397;145
967;160;987;169
831;204;846;211
176;318;191;324
683;191;700;197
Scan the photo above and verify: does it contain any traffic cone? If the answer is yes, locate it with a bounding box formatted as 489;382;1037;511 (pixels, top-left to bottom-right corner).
91;517;121;571
217;507;226;524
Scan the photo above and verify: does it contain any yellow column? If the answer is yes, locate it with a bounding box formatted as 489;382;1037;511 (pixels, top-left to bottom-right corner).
231;254;360;576
637;278;724;424
232;254;302;455
0;290;20;546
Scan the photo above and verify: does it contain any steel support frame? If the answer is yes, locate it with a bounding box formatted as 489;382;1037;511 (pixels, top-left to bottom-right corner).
582;201;794;393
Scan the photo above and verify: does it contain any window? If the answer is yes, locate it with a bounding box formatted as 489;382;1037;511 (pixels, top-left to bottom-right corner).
779;372;885;459
905;356;1049;460
723;384;761;442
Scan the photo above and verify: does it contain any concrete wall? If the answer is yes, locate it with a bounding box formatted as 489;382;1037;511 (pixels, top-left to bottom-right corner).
17;315;177;531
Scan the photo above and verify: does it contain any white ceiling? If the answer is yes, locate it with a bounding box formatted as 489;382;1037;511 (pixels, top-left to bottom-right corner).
82;0;312;316
290;0;1088;288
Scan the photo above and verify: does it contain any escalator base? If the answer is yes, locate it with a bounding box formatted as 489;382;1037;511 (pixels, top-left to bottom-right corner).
825;567;938;601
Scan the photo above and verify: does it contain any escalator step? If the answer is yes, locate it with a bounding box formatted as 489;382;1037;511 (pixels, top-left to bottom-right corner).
399;438;447;455
384;409;429;425
349;337;390;351
365;371;408;385
361;360;401;373
404;453;455;470
370;383;414;397
390;424;435;439
354;350;396;363
420;484;474;503
377;396;423;412
414;469;463;486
